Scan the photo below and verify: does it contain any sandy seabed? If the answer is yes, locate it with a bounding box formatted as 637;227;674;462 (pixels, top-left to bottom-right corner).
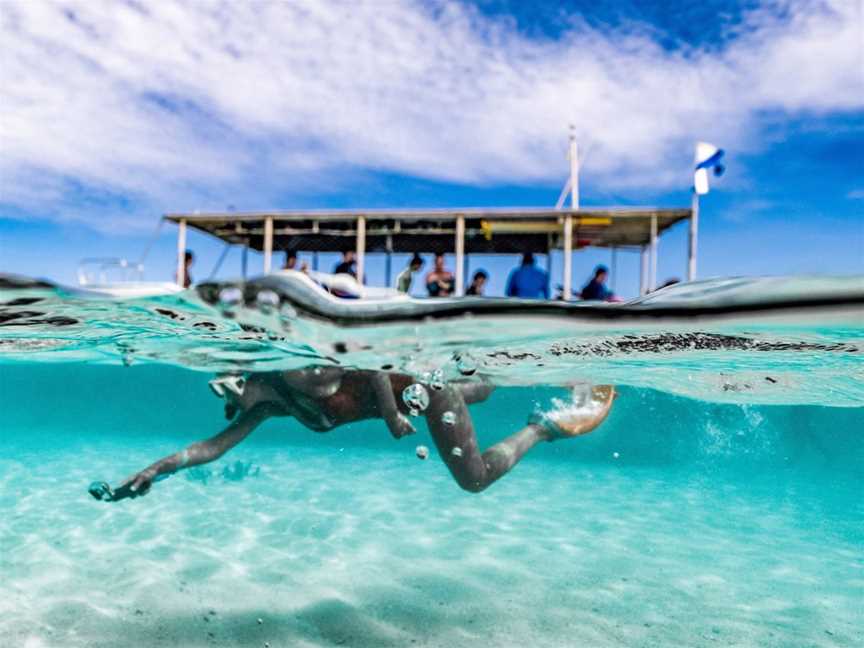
1;440;862;648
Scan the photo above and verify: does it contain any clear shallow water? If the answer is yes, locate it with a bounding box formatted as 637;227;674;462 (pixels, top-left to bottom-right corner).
1;276;863;647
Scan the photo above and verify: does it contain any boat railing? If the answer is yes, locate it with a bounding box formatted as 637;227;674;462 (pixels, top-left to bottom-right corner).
77;258;145;286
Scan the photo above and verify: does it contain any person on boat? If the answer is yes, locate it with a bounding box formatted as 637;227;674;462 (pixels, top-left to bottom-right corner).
396;254;424;293
425;253;455;297
283;251;309;273
580;265;614;301
176;250;194;288
333;250;357;278
90;369;615;499
466;269;489;296
505;253;549;299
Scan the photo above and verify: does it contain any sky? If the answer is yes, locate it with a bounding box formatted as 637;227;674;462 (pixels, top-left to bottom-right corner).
0;0;862;297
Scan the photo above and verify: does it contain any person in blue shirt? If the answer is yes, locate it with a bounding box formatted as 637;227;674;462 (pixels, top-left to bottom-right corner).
580;265;614;301
505;253;549;299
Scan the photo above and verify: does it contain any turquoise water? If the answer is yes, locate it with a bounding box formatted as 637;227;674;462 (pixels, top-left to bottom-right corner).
1;277;863;646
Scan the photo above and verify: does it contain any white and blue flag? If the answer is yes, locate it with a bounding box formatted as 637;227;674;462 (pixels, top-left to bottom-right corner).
694;142;725;195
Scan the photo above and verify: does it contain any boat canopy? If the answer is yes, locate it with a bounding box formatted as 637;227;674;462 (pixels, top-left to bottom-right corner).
163;206;692;297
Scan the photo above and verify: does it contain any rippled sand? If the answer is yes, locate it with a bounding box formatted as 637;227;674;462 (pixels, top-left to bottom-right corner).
1;435;861;648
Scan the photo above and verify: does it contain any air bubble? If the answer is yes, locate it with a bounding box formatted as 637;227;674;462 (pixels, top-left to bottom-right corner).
441;411;457;426
402;383;430;414
218;287;243;317
613;452;620;459
415;445;429;460
429;369;445;390
454;352;478;376
255;290;280;314
279;302;298;328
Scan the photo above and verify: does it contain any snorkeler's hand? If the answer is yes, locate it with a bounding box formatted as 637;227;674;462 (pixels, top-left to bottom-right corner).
389;413;417;439
121;467;158;498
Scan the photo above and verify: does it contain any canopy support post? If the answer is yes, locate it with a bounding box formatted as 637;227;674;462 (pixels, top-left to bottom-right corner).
688;191;699;282
455;214;465;296
263;216;273;274
356;215;366;283
241;244;248;279
649;214;658;292
385;235;393;287
563;215;573;300
611;246;618;293
175;218;187;287
640;245;648;295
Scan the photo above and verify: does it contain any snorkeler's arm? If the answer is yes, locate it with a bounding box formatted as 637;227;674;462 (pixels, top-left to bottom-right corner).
369;372;416;439
121;404;274;496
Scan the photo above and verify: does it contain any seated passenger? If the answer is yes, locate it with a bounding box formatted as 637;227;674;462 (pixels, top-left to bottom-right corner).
333;250;357;278
425;253;454;297
396;254;424;293
90;369;615;498
505;253;549;299
283;251;309;273
580;265;614;301
465;269;489;296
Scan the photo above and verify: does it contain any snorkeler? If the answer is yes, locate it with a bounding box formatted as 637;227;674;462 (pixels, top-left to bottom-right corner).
89;369;615;501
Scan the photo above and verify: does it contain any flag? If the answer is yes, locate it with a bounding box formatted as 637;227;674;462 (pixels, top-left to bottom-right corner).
694;142;725;195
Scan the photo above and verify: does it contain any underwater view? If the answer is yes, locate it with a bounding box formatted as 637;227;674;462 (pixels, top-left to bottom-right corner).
1;275;862;647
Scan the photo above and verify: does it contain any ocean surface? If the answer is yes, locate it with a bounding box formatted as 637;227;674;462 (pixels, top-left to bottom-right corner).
1;275;862;647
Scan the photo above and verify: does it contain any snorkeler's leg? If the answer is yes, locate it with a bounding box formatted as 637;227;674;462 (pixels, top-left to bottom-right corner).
99;404;274;501
424;386;548;493
425;385;616;492
369;372;416;439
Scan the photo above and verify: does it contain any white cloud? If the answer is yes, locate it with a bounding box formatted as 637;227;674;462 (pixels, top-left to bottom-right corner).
0;0;861;227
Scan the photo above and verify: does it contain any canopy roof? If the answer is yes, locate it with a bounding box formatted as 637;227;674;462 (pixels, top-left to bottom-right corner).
164;207;690;254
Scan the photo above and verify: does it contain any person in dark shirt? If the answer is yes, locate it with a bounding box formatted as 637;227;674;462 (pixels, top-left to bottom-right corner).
505;253;549;299
333;250;357;278
466;269;489;296
580;265;614;301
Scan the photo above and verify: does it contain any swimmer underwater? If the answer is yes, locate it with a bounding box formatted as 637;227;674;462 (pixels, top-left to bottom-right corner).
89;368;615;501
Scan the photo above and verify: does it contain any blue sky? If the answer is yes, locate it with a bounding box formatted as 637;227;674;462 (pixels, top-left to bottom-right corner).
0;0;861;297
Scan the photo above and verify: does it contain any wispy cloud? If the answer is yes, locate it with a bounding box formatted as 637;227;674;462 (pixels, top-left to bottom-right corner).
1;0;861;227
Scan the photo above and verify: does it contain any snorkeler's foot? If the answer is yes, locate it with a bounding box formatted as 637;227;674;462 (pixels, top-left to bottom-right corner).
530;385;616;441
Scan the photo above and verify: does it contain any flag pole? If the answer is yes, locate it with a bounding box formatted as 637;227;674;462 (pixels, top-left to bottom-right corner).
563;127;578;301
688;188;699;282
